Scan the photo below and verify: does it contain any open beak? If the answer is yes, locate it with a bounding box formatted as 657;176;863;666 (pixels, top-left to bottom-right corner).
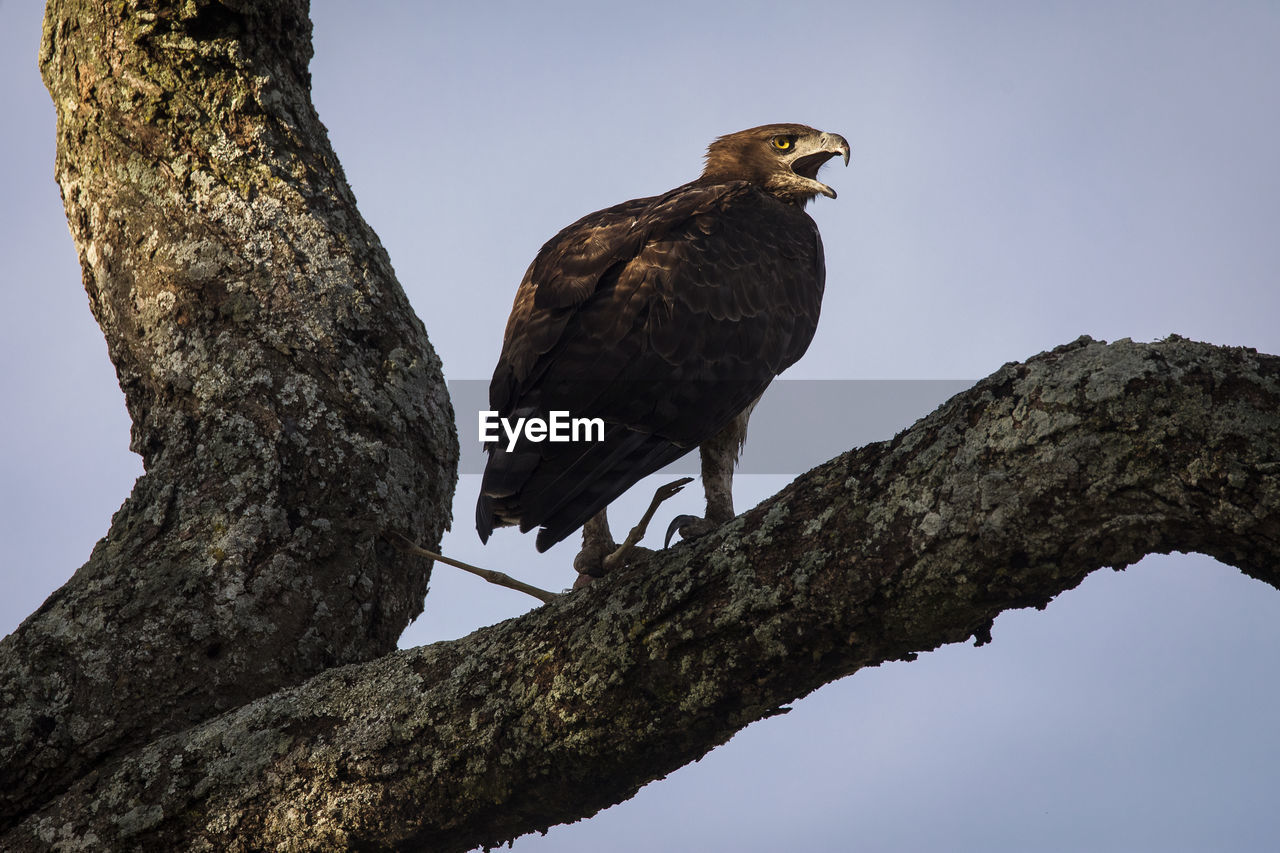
791;131;850;199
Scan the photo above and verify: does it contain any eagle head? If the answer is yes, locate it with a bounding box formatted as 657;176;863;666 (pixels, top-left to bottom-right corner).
701;123;851;205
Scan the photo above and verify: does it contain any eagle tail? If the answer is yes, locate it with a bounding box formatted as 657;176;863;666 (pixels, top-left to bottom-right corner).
530;433;690;551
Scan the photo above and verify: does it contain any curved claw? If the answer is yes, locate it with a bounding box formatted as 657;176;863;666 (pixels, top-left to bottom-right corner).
664;514;700;549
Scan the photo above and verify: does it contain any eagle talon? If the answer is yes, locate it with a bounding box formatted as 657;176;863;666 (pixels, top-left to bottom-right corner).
602;544;655;574
664;515;693;548
664;514;720;548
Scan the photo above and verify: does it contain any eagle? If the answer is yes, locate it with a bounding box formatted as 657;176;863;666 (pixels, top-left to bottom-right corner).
476;123;849;582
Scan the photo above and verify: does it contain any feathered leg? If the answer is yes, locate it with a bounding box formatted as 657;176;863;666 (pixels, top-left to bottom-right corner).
665;397;758;547
572;510;617;588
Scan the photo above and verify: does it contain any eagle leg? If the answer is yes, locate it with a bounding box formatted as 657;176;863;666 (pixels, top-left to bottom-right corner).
573;477;694;588
664;407;750;547
572;510;616;587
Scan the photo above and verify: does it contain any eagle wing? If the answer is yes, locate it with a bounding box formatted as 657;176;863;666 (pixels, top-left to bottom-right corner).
478;181;825;550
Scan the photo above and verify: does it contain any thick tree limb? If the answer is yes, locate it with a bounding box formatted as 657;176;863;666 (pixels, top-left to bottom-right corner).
5;336;1278;851
1;0;457;829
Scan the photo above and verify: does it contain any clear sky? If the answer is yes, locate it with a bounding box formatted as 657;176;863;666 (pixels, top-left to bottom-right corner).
2;1;1279;850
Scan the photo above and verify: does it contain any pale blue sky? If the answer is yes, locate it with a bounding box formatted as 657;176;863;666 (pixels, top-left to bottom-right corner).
3;2;1279;850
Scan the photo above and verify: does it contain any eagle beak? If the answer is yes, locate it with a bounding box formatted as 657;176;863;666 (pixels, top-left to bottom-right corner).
824;133;852;168
808;132;851;199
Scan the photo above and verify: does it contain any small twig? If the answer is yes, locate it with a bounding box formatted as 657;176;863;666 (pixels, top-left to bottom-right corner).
391;533;561;604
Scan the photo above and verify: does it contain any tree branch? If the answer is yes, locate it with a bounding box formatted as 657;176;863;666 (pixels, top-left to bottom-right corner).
6;336;1277;851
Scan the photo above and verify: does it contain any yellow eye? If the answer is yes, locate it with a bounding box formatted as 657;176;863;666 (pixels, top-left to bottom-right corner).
771;136;793;151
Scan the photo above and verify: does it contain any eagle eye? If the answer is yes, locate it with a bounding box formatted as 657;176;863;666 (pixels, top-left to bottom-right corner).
770;136;794;151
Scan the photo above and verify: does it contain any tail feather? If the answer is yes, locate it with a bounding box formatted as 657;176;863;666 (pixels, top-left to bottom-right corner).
476;421;695;551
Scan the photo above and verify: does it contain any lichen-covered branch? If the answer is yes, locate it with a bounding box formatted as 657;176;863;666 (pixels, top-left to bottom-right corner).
1;0;457;829
6;337;1278;852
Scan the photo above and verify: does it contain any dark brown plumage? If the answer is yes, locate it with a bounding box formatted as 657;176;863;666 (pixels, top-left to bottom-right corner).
477;124;849;553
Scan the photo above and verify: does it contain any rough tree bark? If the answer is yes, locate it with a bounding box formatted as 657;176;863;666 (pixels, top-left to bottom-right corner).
1;0;456;833
4;2;1278;852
